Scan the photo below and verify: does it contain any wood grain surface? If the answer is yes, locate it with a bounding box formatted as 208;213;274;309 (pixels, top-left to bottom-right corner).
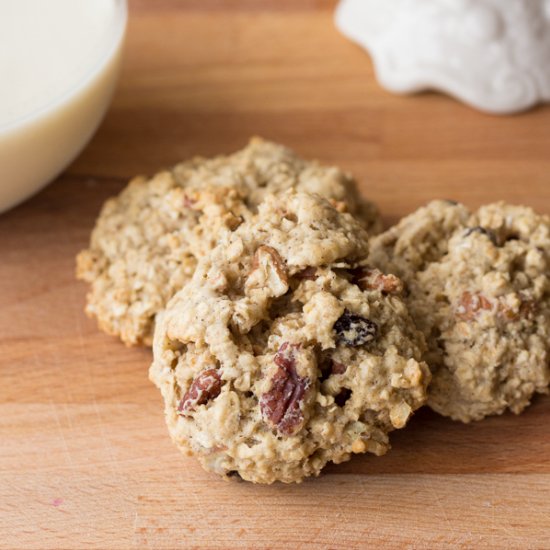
1;1;550;548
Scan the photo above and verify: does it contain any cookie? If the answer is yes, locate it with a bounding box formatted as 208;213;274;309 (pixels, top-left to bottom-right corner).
77;138;382;346
149;191;430;484
369;201;550;422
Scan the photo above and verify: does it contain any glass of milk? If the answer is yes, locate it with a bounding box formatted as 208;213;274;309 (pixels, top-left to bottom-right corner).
0;0;128;213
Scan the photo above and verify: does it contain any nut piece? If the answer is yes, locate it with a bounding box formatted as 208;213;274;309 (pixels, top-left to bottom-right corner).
456;290;536;323
329;199;348;213
351;438;367;454
260;343;311;435
246;245;289;297
499;296;536;321
456;291;493;321
353;267;403;295
178;369;222;416
389;401;412;429
334;311;378;347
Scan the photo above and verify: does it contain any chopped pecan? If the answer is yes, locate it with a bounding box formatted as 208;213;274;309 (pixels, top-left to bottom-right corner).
178;369;222;416
260;343;310;435
334;311;378;347
252;245;285;273
457;291;536;322
499;298;536;321
247;245;289;297
456;291;493;321
352;267;403;295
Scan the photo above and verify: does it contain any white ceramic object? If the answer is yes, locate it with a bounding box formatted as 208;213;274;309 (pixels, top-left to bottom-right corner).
335;0;550;114
0;0;128;214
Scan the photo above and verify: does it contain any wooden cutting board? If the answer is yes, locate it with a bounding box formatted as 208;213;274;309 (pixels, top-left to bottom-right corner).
1;1;549;548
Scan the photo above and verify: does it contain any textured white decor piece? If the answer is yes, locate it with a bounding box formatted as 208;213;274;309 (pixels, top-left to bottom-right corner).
335;0;550;114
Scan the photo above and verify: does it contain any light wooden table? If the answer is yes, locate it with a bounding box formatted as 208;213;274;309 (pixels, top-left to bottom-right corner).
1;1;549;548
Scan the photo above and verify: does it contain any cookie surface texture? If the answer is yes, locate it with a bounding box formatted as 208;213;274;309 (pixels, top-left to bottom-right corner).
77;138;381;345
370;200;550;422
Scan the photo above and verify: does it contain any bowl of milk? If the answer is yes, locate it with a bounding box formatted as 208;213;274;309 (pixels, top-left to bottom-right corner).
0;0;127;213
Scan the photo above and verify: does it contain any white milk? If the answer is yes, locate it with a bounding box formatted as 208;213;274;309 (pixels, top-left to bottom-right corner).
0;0;127;212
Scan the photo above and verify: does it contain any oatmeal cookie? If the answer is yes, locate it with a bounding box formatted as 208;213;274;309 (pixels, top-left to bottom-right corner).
370;201;550;422
150;192;429;484
77;138;381;345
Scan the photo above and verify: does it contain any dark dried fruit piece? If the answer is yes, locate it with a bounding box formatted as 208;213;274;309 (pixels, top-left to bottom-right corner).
352;267;403;295
260;343;310;435
456;291;493;321
464;226;498;246
334;311;377;347
178;368;222;416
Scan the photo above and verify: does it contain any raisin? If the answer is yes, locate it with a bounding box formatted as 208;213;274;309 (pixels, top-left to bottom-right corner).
464;226;498;246
334;311;377;347
260;343;310;435
178;368;222;416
